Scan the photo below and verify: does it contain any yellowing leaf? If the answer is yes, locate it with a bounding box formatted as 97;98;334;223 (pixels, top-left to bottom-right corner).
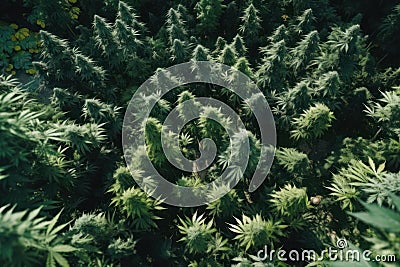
368;157;375;171
377;162;386;173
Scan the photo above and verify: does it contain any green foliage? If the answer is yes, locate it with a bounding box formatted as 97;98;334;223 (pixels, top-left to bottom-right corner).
328;158;400;210
270;185;310;230
276;148;310;173
378;3;400;41
213;36;226;56
166;7;187;44
293;8;315;35
328;194;400;267
192;44;210;61
0;205;77;267
170;38;188;63
365;90;400;138
256;40;287;92
93;15;121;66
117;1;145;34
111;186;164;230
207;188;243;219
195;0;224;36
39;30;76;79
1;0;400;266
0;25;39;75
114;18;142;55
234;57;253;79
291;103;335;140
178;212;216;255
290;30;319;71
229;214;287;251
0;89;75;205
218;44;237;66
231;34;247;57
26;0;78;31
352;198;400;233
239;3;261;46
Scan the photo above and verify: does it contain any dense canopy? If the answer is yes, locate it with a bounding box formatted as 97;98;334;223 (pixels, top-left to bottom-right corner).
0;0;399;266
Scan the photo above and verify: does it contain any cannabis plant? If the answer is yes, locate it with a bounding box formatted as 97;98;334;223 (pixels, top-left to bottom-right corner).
228;214;287;251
